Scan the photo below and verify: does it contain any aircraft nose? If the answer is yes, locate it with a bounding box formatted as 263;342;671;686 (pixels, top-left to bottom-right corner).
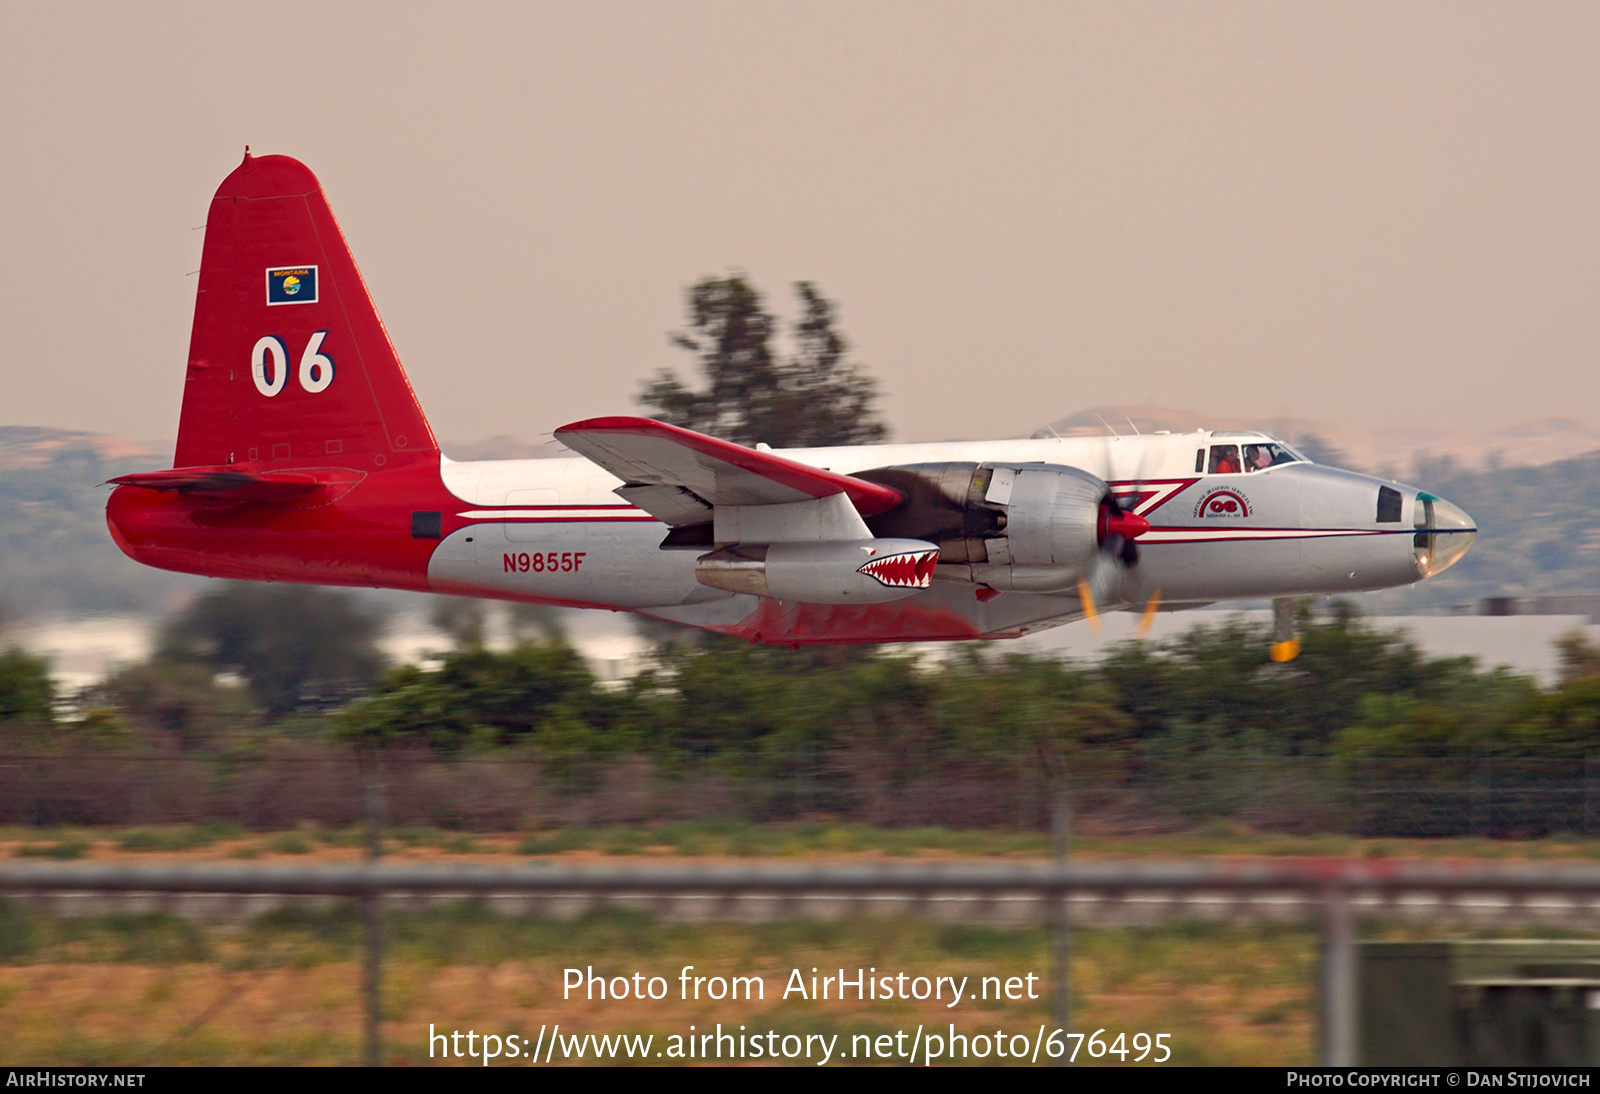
1415;494;1476;578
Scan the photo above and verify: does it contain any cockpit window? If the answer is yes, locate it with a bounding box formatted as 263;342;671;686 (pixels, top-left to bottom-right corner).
1241;442;1303;472
1376;485;1402;523
1208;445;1241;474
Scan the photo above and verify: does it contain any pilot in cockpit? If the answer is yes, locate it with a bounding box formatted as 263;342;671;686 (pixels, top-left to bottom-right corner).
1209;445;1241;474
1241;442;1302;472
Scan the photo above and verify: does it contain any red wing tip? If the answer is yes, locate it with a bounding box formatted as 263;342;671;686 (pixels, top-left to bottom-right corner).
555;416;676;435
555;415;905;514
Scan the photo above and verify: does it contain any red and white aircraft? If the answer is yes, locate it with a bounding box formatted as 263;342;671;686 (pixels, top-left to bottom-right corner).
107;154;1476;652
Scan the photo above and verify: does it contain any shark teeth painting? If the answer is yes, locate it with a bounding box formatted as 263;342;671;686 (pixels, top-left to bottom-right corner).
857;550;939;589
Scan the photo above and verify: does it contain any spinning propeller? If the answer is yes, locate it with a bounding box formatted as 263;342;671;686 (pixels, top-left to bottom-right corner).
1077;427;1162;636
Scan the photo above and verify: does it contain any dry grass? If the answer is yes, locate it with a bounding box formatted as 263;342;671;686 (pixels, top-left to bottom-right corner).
0;904;1321;1066
3;823;1594;1065
7;821;1600;865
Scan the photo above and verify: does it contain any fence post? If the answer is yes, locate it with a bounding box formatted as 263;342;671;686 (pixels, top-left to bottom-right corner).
1319;883;1358;1066
1357;751;1369;840
1587;754;1597;836
1470;749;1487;839
360;748;385;1068
1051;781;1071;1067
1485;752;1493;838
795;743;813;817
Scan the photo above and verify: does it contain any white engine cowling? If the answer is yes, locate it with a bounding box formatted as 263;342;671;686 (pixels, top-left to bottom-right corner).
695;538;940;604
852;462;1111;593
973;465;1106;590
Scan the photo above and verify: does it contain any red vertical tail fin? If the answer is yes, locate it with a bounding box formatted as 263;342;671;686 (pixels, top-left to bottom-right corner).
174;152;437;470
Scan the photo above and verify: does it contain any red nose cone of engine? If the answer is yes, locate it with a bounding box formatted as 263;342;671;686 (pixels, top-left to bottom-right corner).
1101;510;1150;542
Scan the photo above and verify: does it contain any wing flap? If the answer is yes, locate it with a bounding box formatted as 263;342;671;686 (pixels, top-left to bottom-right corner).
614;483;713;526
554;416;903;521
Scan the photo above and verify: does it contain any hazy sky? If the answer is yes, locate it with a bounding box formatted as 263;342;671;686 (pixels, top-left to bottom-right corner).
3;2;1596;448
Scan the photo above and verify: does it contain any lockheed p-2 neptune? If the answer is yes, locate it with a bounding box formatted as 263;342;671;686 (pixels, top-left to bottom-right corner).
106;153;1477;660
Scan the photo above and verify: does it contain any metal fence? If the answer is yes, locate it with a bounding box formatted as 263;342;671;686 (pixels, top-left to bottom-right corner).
1349;757;1600;839
7;749;1600;837
9;857;1600;1066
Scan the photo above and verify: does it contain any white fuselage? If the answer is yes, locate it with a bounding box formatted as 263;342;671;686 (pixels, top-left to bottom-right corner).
423;429;1475;642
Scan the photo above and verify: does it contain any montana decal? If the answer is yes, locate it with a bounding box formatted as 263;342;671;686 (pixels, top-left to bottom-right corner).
266;266;318;305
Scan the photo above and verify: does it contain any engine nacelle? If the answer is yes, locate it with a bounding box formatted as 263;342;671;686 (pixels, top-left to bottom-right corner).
695;538;940;604
853;462;1111;593
974;464;1106;590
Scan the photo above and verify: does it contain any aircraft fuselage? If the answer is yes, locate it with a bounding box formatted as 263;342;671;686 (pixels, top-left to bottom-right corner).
109;428;1476;644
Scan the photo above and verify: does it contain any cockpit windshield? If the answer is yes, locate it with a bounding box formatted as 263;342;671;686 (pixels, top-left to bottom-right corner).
1205;439;1307;474
1241;442;1303;472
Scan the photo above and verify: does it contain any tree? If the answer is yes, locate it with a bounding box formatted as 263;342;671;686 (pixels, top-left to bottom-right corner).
0;648;53;726
157;583;388;718
1557;630;1600;685
509;602;569;645
339;642;627;752
1097;602;1474;754
640;276;888;447
93;661;254;748
429;598;570;650
430;596;488;648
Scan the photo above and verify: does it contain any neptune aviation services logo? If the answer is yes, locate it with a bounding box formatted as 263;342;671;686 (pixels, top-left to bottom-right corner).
266;266;318;306
1195;488;1250;518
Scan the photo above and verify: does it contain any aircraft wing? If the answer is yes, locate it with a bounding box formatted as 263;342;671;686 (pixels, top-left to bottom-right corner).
553;416;903;525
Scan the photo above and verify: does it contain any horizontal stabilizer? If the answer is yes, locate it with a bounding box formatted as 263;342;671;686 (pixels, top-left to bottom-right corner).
108;465;363;503
554;416;903;523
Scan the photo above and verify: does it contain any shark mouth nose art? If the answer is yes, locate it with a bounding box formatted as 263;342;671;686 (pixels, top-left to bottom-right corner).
857;550;939;589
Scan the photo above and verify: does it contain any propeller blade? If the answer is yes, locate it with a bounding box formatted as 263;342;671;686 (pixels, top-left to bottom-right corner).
1108;430;1158;571
1136;590;1162;638
1076;576;1100;634
1270;596;1300;662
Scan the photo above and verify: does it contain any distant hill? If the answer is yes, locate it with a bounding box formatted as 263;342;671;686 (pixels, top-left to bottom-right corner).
1045;406;1600;481
1042;407;1600;613
1040;409;1600;611
0;427;198;619
1358;448;1600;613
447;409;1600;480
439;435;568;461
0;426;167;471
0;427;563;623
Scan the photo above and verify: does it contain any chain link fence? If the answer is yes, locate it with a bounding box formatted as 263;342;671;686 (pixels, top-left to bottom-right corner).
5;747;1600;838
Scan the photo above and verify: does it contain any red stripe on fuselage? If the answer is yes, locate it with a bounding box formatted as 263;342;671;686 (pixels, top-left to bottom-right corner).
456;516;659;523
